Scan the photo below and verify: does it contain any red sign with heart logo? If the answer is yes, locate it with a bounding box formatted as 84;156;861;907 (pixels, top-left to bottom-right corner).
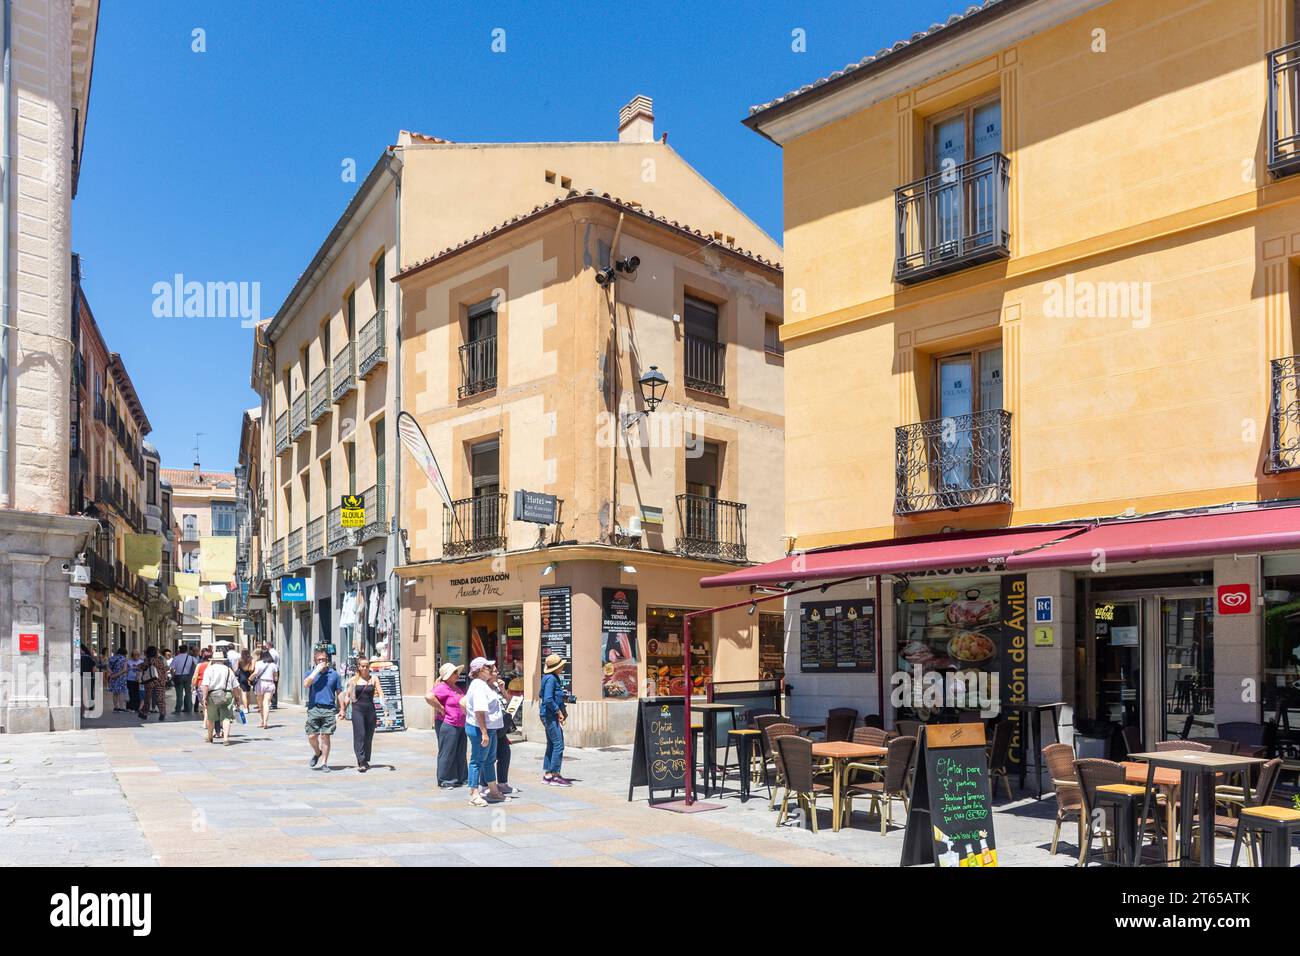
17;632;39;653
1216;584;1251;615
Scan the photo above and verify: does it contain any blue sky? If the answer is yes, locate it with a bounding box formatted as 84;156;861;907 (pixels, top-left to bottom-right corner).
75;0;963;471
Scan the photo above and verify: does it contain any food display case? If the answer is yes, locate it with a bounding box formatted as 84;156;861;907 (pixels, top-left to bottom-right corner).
645;606;712;697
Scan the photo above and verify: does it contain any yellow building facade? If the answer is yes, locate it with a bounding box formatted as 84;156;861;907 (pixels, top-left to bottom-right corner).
726;0;1300;757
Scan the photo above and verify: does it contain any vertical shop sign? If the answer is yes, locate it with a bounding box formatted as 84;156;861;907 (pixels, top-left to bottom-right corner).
539;586;573;696
999;574;1027;771
601;587;638;699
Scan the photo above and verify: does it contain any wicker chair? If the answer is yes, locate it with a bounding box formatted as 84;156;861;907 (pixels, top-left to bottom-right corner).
825;708;857;742
1219;758;1285;866
843;735;916;834
762;722;798;810
987;719;1014;800
1156;739;1210;752
1196;737;1239;755
775;734;833;832
843;726;891;785
1216;721;1267;756
862;713;884;729
1075;758;1162;866
1043;743;1083;857
896;719;921;738
1121;725;1142;758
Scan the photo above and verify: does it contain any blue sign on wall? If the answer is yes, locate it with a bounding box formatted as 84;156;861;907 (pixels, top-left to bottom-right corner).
280;577;307;602
1034;596;1053;624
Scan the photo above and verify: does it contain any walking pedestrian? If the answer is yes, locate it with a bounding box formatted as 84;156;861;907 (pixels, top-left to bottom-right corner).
192;648;214;737
250;649;277;730
171;644;196;714
125;647;143;713
265;640;280;710
540;653;571;786
201;654;238;745
235;648;254;722
106;645;128;712
426;662;466;788
79;644;99;714
342;657;385;772
488;663;518;795
136;646;169;722
302;651;342;772
463;657;506;807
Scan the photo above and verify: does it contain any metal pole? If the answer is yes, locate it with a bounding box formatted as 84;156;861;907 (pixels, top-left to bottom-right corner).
683;613;693;804
0;0;12;507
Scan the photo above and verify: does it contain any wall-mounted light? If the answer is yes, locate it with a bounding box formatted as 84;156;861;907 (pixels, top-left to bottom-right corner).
747;602;756;616
540;562;556;576
616;562;637;574
638;366;668;413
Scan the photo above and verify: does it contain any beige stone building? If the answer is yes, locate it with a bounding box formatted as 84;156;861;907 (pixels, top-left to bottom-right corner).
252;98;784;737
165;465;240;648
0;0;101;733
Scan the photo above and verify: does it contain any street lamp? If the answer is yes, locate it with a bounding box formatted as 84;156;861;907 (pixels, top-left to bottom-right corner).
637;366;668;413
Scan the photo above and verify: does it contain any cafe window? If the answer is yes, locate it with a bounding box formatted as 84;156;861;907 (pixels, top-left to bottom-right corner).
895;577;1002;720
759;612;785;681
1263;557;1300;729
645;606;712;697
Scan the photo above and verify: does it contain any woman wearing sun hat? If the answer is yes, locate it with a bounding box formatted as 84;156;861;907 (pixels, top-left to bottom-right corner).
540;653;571;786
426;661;467;788
462;657;507;806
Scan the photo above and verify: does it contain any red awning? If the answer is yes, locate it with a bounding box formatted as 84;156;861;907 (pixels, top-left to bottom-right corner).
699;526;1086;589
1005;505;1300;570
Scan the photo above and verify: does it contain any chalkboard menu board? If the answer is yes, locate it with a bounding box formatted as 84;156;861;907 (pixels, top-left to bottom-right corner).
901;723;997;867
539;586;573;695
798;599;876;673
371;660;405;732
628;698;689;803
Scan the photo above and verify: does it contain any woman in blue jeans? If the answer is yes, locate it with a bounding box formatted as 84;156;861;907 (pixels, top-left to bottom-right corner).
463;657;506;807
540;654;571;786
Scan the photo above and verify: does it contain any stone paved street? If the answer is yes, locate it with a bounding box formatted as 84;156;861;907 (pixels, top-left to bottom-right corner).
0;705;1109;867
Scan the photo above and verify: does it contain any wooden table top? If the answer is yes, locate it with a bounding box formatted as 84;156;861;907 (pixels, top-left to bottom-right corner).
811;742;888;760
1121;761;1180;788
1128;750;1268;772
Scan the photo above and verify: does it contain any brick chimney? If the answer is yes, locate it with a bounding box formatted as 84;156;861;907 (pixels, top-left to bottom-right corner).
617;95;654;143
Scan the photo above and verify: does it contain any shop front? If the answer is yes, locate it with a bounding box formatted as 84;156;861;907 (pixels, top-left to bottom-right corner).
397;547;764;745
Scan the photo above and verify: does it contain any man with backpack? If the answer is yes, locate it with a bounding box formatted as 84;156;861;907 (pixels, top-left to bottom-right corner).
201;654;238;745
171;644;197;714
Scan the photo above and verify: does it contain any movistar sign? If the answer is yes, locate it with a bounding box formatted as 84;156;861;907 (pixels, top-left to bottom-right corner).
280;577;307;602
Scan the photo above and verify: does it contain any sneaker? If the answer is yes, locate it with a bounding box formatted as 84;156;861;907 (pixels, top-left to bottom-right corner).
158;714;165;722
547;776;573;787
438;782;457;790
499;783;520;795
358;764;368;774
309;754;320;768
319;765;331;773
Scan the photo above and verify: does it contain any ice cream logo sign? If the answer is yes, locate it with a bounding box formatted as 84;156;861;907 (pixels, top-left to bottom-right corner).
1216;584;1251;615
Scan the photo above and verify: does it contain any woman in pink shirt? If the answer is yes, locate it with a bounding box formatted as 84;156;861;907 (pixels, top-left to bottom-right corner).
426;662;467;788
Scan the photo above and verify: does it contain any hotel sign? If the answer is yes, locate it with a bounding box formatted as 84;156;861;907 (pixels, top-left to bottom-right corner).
513;490;558;525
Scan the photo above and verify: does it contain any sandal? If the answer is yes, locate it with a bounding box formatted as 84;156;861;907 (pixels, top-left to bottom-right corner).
469;794;489;808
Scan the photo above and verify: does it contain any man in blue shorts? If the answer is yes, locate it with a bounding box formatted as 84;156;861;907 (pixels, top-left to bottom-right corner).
303;650;343;772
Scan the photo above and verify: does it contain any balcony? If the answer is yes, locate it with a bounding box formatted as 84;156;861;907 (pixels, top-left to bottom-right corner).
182;526;199;542
327;504;355;555
894;152;1010;285
360;483;386;541
306;516;325;564
458;336;497;398
895;408;1012;514
443;492;507;557
93;393;106;423
1269;355;1300;471
290;392;307;441
87;551;115;590
286;527;305;570
269;537;285;578
275;411;289;454
332;342;355;402
684;335;726;395
675;493;747;562
1269;41;1300;175
309;369;331;424
357;310;387;378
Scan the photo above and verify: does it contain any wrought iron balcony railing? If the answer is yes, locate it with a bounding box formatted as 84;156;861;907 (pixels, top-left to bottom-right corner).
458;336;497;398
895;408;1012;514
309;369;331;424
327;504;355;555
269;537;285;578
275;411;289;454
357;310;387;378
306;516;325;564
93;393;106;423
182;527;199;542
443;492;507;557
684;335;726;395
332;342;355;402
286;527;304;570
360;483;386;541
1269;355;1300;471
1269;40;1300;175
675;493;747;561
87;550;115;590
895;152;1010;284
290;391;307;441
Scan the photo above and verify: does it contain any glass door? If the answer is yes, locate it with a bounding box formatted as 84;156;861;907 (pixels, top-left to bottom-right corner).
934;346;1003;494
930;113;966;253
1161;597;1214;740
1093;599;1143;737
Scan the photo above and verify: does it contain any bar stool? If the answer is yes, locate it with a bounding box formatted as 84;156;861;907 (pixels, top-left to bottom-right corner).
720;729;764;802
690;724;708;795
1231;806;1300;867
1095;783;1152;866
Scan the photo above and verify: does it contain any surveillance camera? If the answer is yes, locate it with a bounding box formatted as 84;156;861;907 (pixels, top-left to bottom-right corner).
594;267;616;287
61;561;71;573
615;256;640;277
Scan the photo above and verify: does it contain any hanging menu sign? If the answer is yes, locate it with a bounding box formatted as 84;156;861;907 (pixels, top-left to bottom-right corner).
539;585;573;696
372;660;406;732
901;723;997;867
628;697;689;804
798;599;875;673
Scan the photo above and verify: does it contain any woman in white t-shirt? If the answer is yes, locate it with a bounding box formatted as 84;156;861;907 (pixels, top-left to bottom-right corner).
251;649;279;730
463;657;506;807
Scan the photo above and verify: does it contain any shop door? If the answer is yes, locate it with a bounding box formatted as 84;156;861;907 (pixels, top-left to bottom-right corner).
1092;598;1144;740
1160;596;1215;741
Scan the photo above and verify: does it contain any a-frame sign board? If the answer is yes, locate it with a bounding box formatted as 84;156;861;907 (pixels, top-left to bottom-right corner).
900;722;999;867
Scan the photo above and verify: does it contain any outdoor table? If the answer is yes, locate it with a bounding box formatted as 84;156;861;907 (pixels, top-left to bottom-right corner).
1121;762;1181;863
998;701;1064;800
810;741;888;833
692;702;739;797
1128;750;1267;867
726;729;763;802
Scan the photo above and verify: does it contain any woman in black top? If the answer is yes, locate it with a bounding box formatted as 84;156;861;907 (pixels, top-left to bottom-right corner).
343;658;385;772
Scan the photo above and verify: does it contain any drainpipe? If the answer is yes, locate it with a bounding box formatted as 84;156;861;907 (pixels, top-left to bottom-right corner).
0;0;12;507
386;152;402;663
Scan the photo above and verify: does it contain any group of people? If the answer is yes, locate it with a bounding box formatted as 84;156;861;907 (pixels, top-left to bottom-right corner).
102;645;173;720
424;652;570;807
189;641;281;742
301;651;389;772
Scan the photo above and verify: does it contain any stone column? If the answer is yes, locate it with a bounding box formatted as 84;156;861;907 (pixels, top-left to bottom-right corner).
1212;555;1263;725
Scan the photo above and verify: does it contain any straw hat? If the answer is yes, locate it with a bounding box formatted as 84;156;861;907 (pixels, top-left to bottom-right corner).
438;662;462;681
543;653;566;674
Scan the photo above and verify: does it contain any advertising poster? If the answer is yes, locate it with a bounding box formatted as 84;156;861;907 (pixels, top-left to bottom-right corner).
601;587;638;699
